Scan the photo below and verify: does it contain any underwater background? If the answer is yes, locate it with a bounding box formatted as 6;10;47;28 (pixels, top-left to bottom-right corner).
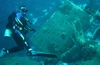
0;0;64;50
0;0;100;65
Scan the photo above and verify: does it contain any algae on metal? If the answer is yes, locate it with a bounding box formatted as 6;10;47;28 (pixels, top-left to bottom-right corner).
1;0;100;64
0;56;42;65
30;0;94;63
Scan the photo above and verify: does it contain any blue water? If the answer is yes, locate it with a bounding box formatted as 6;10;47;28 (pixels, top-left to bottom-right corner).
70;0;100;11
0;0;100;64
0;0;64;50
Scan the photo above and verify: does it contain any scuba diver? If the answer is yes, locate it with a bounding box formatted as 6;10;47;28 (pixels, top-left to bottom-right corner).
0;5;57;59
0;5;36;57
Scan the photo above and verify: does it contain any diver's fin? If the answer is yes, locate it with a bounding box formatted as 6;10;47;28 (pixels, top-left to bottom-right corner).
28;51;57;58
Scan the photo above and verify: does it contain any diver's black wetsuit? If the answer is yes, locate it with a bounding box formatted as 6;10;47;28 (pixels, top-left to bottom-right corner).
6;11;32;53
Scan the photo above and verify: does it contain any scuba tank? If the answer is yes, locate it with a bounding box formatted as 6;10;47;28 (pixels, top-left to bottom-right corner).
3;11;16;39
4;12;22;39
4;28;12;39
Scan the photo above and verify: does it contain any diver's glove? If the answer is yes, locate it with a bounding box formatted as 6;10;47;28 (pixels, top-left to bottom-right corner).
30;28;36;32
25;25;36;32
